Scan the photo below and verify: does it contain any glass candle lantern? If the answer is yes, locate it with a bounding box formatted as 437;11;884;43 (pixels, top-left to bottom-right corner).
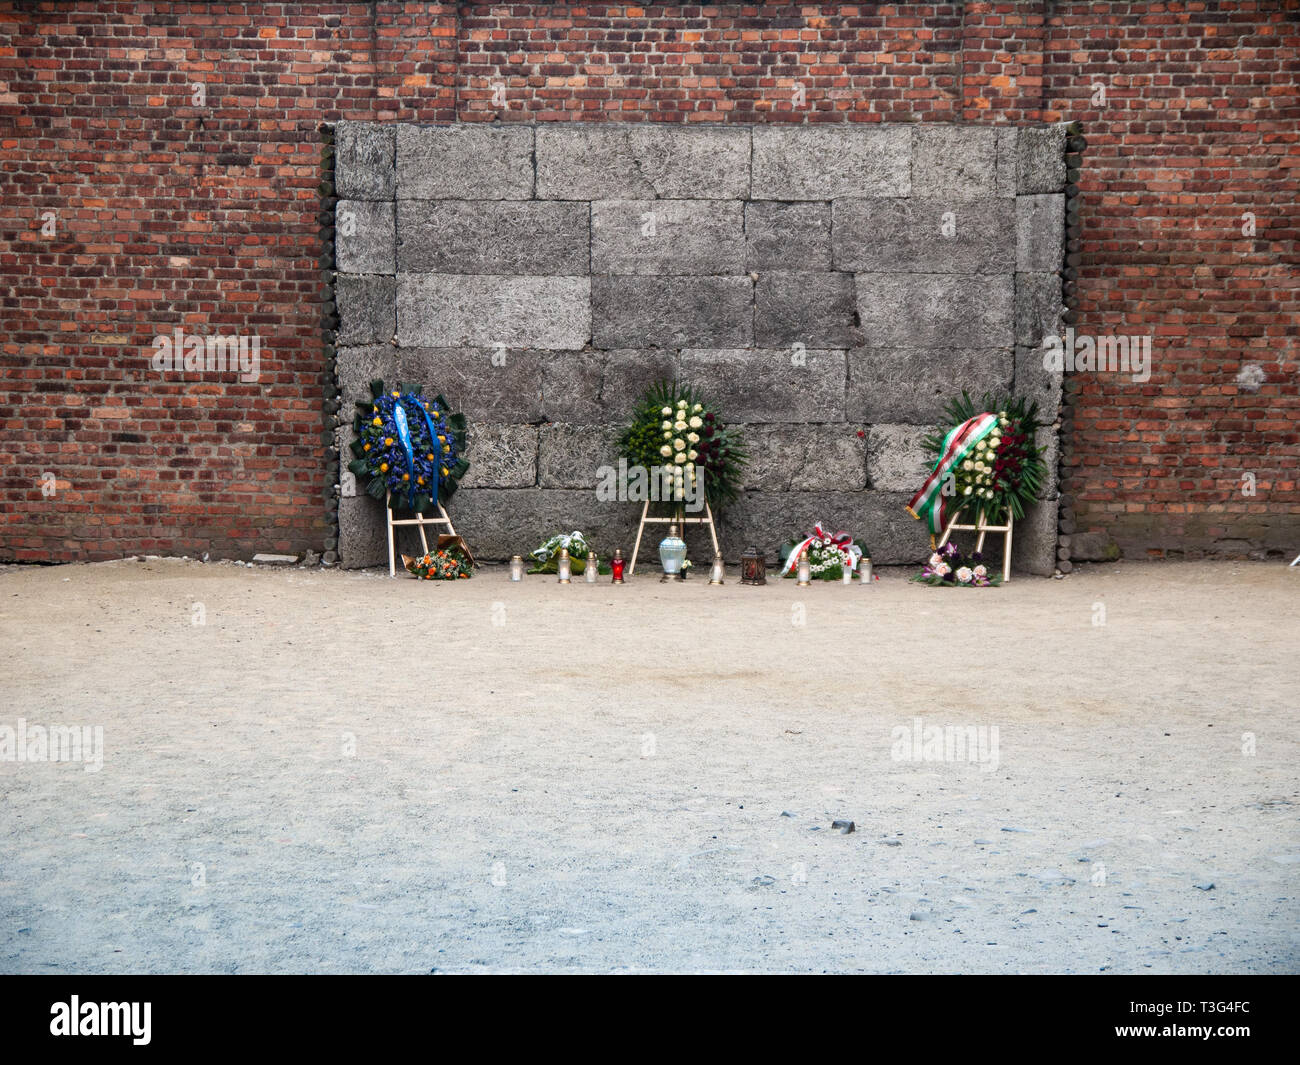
585;551;598;583
859;556;872;585
557;547;571;583
740;546;766;586
708;554;725;585
509;555;524;581
796;549;812;586
658;524;687;582
610;548;626;584
841;559;854;585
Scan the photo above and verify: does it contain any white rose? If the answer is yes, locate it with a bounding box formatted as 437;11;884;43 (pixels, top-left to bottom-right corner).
687;432;699;443
685;462;694;472
956;567;973;583
674;420;687;431
974;565;987;577
673;438;685;451
689;416;702;429
693;403;703;413
962;460;973;471
677;399;687;409
662;420;672;430
963;486;973;496
688;449;698;460
929;553;943;567
660;445;672;457
662;407;672;416
674;453;686;464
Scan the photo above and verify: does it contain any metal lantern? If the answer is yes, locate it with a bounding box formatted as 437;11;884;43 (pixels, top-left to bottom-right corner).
585;550;599;583
557;547;571;583
740;546;766;586
509;555;524;581
796;549;812;586
658;524;687;582
611;548;626;584
708;553;725;585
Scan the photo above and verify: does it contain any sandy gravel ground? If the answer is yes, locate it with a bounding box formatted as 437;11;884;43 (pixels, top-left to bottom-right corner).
0;558;1296;974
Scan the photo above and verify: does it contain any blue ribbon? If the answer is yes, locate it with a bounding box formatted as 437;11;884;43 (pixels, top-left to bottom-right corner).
393;402;416;508
417;404;443;506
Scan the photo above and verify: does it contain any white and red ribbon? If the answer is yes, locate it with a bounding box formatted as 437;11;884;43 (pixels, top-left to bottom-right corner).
781;521;863;576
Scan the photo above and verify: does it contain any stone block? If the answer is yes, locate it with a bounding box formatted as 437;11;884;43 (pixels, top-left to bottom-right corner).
741;425;867;492
676;348;847;423
855;273;1014;348
1014;341;1063;423
1017;125;1068;194
1014;271;1063;348
591;276;752;349
397;275;591;349
751;126;911;199
336;201;395;274
911;125;1000;199
1016;194;1065;272
539;349;677;424
1009;496;1060;576
847;347;1014;425
397;201;590;275
535;125;751;200
591;200;744;275
754;271;860;349
397;124;534;199
1070;530;1122;562
538;424;623;489
745;202;832;270
833;198;1014;274
334;121;396;200
335;274;396;347
442;488;641;562
995;127;1019;196
337;495;387;569
394;347;545;425
459;424;539;489
865;424;933;492
720;490;925;565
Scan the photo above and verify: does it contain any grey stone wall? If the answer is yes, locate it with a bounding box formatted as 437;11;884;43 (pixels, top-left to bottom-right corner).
333;122;1066;572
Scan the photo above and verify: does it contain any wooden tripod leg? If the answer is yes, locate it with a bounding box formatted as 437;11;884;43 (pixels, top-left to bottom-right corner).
386;494;396;578
629;499;650;577
1003;512;1014;583
439;502;457;540
417;515;429;555
937;514;956;549
975;512;988;555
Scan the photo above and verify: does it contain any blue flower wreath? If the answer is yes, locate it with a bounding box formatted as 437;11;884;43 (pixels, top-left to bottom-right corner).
348;379;468;512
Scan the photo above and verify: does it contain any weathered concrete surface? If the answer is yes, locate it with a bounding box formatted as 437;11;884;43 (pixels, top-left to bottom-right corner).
754;271;859;349
335;274;396;346
591;200;745;275
336;201;395;274
4;561;1296;974
751;126;911;199
855;274;1015;348
746;201;833;271
397;275;591;349
335;121;396;200
677;349;847;424
833;198;1015;274
591;276;753;349
396;124;534;199
536;125;751;200
397;201;590;275
847;348;1015;425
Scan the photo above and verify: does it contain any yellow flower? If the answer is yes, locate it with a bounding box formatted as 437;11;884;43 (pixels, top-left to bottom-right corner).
371;417;382;427
402;473;410;482
391;391;399;398
380;463;388;473
441;467;448;476
438;435;445;443
384;437;393;446
417;476;424;485
426;453;435;461
443;445;450;453
362;443;370;451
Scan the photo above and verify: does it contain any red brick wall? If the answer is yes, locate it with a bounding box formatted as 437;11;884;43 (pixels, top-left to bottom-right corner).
1;2;1295;562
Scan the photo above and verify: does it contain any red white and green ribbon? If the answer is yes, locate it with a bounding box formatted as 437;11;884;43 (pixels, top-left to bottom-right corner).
907;413;998;536
780;521;863;576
